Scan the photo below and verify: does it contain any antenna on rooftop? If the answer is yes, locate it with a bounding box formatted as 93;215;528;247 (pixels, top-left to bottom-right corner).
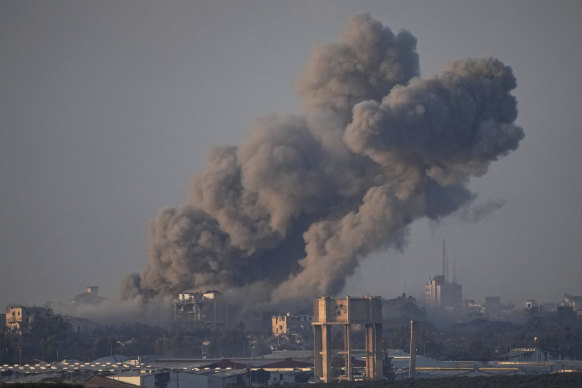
442;240;448;283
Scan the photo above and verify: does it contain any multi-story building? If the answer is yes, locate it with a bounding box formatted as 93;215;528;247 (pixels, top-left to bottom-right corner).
425;275;462;309
271;313;312;336
425;241;463;309
5;305;51;335
174;290;226;328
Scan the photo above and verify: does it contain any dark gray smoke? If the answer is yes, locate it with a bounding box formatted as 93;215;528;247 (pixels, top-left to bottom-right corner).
122;13;524;311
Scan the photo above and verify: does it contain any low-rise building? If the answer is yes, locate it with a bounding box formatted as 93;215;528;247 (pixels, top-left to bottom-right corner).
73;286;105;305
382;294;423;324
525;299;539;312
109;371;209;388
482;296;514;319
497;347;568;362
5;305;51;335
561;294;582;316
271;313;312;336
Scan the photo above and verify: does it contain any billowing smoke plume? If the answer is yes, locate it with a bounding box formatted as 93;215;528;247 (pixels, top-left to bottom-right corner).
122;14;524;311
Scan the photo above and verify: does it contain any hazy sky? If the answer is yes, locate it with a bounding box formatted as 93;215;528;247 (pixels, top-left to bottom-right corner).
1;0;581;309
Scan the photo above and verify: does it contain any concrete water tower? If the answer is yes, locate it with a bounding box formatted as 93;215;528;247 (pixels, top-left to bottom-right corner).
312;296;383;382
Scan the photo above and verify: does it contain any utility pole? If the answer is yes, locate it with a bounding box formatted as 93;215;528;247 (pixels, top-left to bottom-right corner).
409;320;417;380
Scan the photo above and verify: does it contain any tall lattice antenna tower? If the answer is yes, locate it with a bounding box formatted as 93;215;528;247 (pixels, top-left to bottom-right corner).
442;240;449;282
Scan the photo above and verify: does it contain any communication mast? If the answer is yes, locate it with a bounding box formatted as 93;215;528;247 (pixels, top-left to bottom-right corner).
442;240;449;282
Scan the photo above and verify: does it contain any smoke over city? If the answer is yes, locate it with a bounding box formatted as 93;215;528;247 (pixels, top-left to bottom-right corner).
122;14;524;311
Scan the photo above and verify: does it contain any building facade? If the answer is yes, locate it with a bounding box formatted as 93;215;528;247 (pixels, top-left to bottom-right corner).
73;286;105;305
5;305;51;335
174;290;226;328
425;275;462;309
272;313;312;336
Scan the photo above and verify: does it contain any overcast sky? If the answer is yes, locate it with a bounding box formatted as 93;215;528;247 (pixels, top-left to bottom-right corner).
1;0;581;309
